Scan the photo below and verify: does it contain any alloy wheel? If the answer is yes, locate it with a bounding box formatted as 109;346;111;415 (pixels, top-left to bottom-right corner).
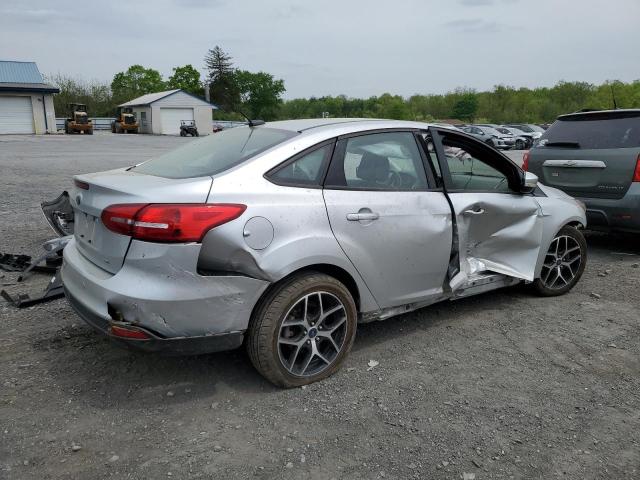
540;235;583;290
277;291;348;377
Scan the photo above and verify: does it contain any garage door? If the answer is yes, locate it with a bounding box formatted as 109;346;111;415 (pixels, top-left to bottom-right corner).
160;108;194;135
0;96;35;134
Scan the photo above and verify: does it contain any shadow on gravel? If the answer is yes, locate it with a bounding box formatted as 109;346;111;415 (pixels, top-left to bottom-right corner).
37;287;525;404
353;282;530;352
36;324;274;408
584;230;640;255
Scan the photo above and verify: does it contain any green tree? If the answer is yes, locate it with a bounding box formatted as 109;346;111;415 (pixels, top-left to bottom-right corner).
111;65;165;103
204;46;238;112
47;74;116;117
452;93;478;122
167;65;203;96
234;70;286;120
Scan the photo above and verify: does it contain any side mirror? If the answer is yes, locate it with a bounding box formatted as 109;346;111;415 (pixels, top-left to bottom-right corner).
521;171;538;193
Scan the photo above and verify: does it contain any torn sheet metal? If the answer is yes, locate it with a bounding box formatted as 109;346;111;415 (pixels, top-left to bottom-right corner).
448;193;544;282
41;191;74;236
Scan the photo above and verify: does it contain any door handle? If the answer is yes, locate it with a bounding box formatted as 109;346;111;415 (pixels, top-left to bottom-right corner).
346;212;380;222
463;208;485;216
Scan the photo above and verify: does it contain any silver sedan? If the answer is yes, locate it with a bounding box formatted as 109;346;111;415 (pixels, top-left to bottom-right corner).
61;119;588;387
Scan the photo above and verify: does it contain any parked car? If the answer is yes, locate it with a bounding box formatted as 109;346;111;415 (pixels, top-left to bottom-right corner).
62;119;587;387
526;109;640;233
467;125;516;150
496;126;532;149
460;125;508;149
505;123;545;140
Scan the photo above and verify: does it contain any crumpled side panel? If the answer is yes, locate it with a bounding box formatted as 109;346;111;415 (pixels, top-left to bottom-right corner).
449;193;544;282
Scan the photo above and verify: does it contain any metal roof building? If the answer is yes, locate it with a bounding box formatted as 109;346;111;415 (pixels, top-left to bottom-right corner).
0;60;59;134
119;89;216;135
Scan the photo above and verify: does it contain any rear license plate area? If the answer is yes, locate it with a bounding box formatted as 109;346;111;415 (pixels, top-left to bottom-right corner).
75;211;98;246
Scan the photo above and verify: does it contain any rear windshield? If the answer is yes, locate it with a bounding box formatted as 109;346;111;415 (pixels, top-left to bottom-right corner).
133;127;298;178
539;115;640;150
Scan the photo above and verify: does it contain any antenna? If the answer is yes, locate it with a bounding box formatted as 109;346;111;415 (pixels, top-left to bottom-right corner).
237;109;265;127
610;84;618;110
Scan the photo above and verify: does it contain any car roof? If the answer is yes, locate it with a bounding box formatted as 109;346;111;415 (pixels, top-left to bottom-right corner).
264;118;441;136
558;109;640;121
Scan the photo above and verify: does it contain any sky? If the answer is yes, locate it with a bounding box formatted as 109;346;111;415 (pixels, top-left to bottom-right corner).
1;0;639;99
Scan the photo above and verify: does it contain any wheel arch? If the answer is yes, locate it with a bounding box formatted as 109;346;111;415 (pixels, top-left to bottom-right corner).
533;216;586;279
251;263;366;321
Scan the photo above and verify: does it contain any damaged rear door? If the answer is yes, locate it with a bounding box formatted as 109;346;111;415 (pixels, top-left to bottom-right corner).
428;128;543;282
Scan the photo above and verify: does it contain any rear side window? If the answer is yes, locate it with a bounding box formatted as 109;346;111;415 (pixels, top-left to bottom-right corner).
540;115;640;150
133;127;298;178
267;143;333;187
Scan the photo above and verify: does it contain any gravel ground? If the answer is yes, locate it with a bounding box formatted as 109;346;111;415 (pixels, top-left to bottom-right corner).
1;134;639;480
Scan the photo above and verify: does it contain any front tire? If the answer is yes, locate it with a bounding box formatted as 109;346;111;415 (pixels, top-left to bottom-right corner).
533;226;587;296
515;139;525;150
247;272;357;388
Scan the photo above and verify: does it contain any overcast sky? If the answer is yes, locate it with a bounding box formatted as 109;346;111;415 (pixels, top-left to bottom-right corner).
1;0;638;99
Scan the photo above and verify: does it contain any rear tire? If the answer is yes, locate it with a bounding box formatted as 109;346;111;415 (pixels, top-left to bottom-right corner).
247;272;357;388
515;139;525;150
533;226;587;296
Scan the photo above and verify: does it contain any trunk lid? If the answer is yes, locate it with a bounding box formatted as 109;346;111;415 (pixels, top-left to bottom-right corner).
71;168;212;273
530;147;639;199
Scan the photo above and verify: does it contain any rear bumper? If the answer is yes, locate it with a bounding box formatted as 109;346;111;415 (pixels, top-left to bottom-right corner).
580;183;640;233
64;286;244;355
61;238;270;352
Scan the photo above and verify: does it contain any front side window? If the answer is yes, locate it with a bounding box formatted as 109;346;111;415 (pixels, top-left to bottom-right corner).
268;143;332;187
325;132;428;191
133;127;298;179
441;140;512;193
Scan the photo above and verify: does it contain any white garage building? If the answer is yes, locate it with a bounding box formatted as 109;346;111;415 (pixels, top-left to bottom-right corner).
119;89;216;135
0;61;58;134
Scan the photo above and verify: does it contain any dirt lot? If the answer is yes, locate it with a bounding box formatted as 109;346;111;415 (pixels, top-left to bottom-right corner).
1;134;639;480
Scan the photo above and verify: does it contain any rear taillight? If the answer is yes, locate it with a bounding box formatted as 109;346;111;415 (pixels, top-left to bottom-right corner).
101;203;246;243
633;154;640;182
522;150;530;171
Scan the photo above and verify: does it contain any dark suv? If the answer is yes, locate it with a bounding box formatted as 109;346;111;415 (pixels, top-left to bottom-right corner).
526;109;640;233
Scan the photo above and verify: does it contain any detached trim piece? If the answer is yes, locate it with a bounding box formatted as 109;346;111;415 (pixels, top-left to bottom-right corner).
1;269;64;308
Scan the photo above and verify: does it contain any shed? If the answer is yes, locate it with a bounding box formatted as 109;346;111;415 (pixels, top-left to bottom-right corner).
119;89;216;135
0;61;59;134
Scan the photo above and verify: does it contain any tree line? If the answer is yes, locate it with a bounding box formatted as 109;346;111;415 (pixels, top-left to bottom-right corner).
48;46;640;123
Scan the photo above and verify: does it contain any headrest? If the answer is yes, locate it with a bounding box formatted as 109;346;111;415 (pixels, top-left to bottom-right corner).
356;151;390;183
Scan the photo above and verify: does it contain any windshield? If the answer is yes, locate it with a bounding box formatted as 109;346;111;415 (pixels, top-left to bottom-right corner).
133;127;298;178
527;124;545;133
538;115;640;150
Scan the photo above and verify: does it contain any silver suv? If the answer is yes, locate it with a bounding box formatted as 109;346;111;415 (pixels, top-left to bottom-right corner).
526;109;640;233
62;119;587;387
